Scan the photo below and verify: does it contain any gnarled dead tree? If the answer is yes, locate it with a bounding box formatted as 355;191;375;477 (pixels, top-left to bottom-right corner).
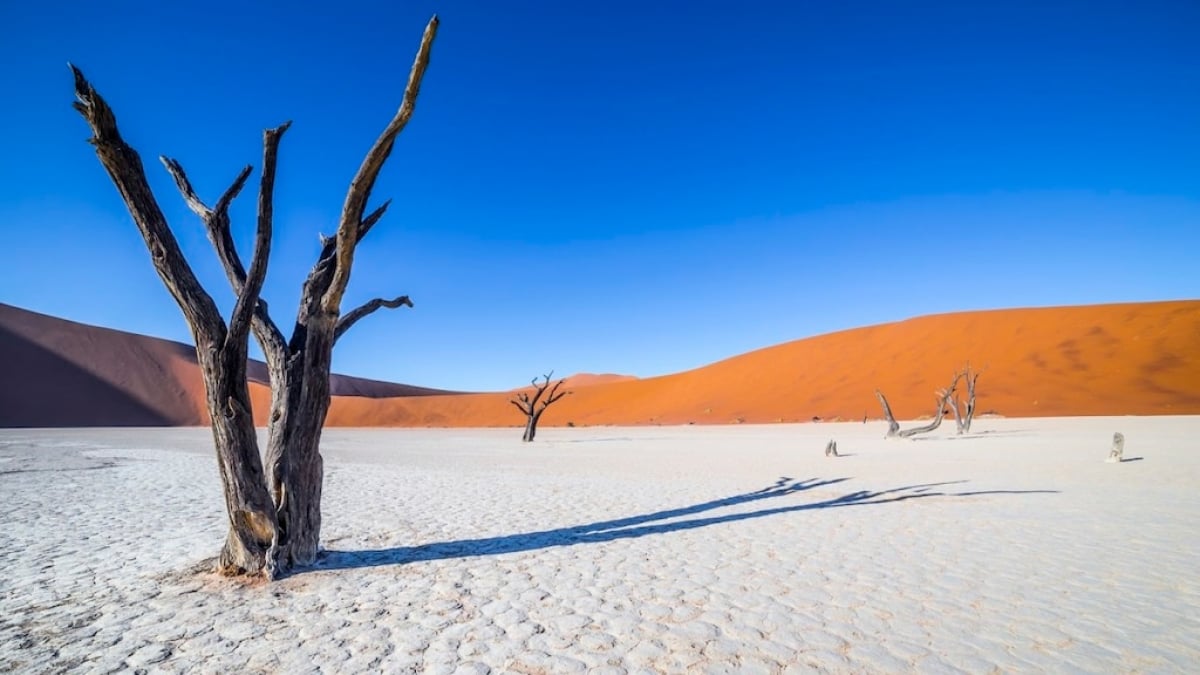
875;370;963;439
510;373;570;442
72;15;439;578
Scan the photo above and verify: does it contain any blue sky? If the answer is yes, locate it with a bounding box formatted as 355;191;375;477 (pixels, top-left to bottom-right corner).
1;1;1197;391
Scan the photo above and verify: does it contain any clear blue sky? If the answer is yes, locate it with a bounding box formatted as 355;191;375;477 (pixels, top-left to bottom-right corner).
1;1;1197;391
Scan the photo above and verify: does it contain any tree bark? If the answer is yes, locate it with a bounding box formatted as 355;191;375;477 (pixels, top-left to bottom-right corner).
202;342;279;576
963;365;982;433
874;390;900;438
949;393;965;435
524;413;539;442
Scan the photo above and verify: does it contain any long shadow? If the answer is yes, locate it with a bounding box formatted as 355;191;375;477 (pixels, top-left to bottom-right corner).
312;477;1057;574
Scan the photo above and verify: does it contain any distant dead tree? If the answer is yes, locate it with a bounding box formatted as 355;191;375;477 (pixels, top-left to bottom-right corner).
72;16;439;579
824;439;839;457
1107;432;1125;463
510;373;570;442
875;370;963;439
946;363;985;435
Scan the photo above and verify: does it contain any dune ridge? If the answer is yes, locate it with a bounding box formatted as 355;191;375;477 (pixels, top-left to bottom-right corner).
2;300;1198;428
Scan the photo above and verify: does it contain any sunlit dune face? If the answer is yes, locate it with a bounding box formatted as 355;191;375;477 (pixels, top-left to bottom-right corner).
3;300;1197;429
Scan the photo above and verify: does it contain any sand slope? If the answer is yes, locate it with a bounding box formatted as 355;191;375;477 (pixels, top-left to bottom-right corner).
327;300;1200;427
0;303;459;428
2;300;1198;428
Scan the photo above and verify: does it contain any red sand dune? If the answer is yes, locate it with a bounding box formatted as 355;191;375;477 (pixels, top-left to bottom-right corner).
2;300;1198;429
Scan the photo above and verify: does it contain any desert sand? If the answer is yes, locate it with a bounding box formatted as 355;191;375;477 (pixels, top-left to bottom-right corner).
2;416;1198;672
3;300;1198;430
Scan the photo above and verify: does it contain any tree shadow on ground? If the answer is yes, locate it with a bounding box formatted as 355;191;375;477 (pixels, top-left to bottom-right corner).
312;477;1058;574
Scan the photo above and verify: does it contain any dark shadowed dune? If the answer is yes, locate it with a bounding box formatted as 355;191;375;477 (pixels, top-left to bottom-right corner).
0;303;459;427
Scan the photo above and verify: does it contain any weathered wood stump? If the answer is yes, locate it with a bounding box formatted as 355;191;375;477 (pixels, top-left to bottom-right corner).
1106;432;1125;463
825;439;838;457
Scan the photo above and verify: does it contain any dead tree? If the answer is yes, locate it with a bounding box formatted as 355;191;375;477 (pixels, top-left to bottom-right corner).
948;363;985;435
510;374;569;442
825;439;839;457
72;15;439;578
875;371;962;439
1107;432;1125;463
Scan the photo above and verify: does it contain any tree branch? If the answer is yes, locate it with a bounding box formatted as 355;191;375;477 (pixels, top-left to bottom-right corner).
358;200;392;243
542;377;569;409
161;157;288;362
322;15;439;314
333;295;413;342
874;389;900;438
70;64;222;337
227;122;290;347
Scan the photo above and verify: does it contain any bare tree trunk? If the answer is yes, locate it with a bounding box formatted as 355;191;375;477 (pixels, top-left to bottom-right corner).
963;365;982;433
201;344;279;576
266;313;336;568
949;394;965;435
874;390;900;438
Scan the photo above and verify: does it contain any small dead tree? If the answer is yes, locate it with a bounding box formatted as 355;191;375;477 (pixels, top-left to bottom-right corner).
824;439;839;457
875;371;962;439
1107;432;1125;463
510;373;570;442
72;16;440;578
948;363;985;435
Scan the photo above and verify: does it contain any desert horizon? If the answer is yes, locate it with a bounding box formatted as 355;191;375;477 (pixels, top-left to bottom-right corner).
3;298;1197;430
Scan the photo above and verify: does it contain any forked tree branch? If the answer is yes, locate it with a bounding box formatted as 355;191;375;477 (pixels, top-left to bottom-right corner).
334;295;413;342
161;157;288;361
542;378;568;408
511;373;569;414
323;15;439;314
358;200;392;243
70;64;222;335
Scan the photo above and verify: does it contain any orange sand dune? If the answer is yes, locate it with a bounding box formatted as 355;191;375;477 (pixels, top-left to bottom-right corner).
325;300;1200;427
3;300;1198;429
